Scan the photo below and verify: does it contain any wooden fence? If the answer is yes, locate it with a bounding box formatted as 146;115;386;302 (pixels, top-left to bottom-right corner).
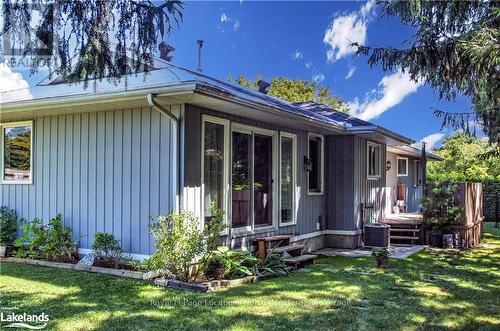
450;182;484;248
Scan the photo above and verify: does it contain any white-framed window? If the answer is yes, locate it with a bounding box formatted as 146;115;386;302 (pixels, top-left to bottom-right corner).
414;159;422;186
397;156;408;177
367;141;381;180
201;115;230;229
279;132;297;226
0;121;33;185
307;133;324;195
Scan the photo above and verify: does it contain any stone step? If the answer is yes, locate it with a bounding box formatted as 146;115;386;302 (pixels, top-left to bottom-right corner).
267;244;304;254
284;254;317;266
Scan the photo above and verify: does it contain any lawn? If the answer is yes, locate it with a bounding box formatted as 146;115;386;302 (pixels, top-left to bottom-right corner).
1;224;499;331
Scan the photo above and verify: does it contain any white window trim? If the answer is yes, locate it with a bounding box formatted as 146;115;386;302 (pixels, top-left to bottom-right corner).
307;133;324;195
0;120;34;185
414;159;421;187
230;123;279;235
279;132;297;226
367;141;381;180
201;115;230;234
397;156;409;177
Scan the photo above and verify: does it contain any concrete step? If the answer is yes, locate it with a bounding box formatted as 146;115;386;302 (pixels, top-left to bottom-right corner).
284;254;317;266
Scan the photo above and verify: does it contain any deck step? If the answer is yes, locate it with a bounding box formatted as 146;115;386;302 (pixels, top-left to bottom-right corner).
390;235;419;240
267;244;304;254
253;235;293;243
284;254;317;265
390;228;420;232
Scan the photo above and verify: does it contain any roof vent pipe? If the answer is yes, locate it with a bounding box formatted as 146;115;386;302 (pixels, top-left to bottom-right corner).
196;40;204;72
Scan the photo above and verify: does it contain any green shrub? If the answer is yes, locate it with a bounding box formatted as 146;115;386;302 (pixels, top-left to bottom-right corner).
371;248;390;268
211;246;259;279
256;249;289;277
421;181;462;234
14;214;76;262
483;181;500;222
92;232;123;268
15;218;48;258
0;206;17;245
144;211;205;281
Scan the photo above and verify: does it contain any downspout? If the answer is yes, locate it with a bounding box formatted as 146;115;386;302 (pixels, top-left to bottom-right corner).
147;93;180;212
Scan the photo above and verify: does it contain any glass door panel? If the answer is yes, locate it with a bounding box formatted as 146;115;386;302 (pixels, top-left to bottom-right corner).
254;134;273;227
231;131;252;229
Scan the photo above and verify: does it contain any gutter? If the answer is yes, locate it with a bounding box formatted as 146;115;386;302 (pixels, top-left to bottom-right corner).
346;125;414;145
193;83;347;134
147;93;180;212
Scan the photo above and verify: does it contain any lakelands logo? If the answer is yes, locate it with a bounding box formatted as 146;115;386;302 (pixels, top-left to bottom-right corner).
0;312;49;329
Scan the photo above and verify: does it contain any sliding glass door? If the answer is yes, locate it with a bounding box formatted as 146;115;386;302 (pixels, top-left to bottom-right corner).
203;117;294;234
231;126;277;232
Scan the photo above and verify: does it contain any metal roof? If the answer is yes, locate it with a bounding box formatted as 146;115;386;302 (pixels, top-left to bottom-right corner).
1;60;415;144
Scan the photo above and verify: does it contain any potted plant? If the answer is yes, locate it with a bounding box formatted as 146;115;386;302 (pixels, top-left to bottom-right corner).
0;206;17;257
371;248;390;268
421;181;462;248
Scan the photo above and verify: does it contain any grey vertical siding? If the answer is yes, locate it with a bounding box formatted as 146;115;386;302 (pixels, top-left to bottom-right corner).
326;135;388;231
354;136;387;226
183;105;325;237
325;135;357;231
0;108;175;255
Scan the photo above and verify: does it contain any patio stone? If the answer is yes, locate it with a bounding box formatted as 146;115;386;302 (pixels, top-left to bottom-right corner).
314;245;425;260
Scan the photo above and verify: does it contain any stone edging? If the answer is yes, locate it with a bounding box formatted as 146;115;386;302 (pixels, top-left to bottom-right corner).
0;257;275;292
0;257;144;280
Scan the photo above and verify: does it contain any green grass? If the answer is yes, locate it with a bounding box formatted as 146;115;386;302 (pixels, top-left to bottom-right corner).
1;224;499;331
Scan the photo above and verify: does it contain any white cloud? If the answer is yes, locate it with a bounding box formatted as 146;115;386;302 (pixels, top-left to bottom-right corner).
360;0;375;18
292;50;303;60
220;13;229;23
412;133;445;150
323;0;375;62
345;66;356;79
312;73;325;84
0;64;32;102
233;20;240;32
305;62;312;69
348;70;422;120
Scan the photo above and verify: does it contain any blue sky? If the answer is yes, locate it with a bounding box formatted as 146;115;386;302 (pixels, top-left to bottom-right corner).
3;1;475;149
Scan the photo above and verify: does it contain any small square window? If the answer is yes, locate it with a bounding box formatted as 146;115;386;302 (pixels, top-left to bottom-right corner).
1;121;33;184
397;157;408;177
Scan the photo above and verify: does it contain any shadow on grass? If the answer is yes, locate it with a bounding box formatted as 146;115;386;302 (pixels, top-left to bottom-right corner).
1;225;499;330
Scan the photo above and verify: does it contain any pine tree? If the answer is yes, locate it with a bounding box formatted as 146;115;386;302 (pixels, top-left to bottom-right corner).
1;0;183;87
353;0;499;145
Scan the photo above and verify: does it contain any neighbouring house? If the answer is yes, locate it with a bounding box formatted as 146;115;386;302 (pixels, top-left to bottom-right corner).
0;57;441;259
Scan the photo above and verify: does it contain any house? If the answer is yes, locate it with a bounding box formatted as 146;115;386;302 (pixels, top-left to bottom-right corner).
0;57;441;259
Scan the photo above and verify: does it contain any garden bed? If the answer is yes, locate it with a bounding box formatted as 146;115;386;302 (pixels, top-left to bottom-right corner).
0;257;275;292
